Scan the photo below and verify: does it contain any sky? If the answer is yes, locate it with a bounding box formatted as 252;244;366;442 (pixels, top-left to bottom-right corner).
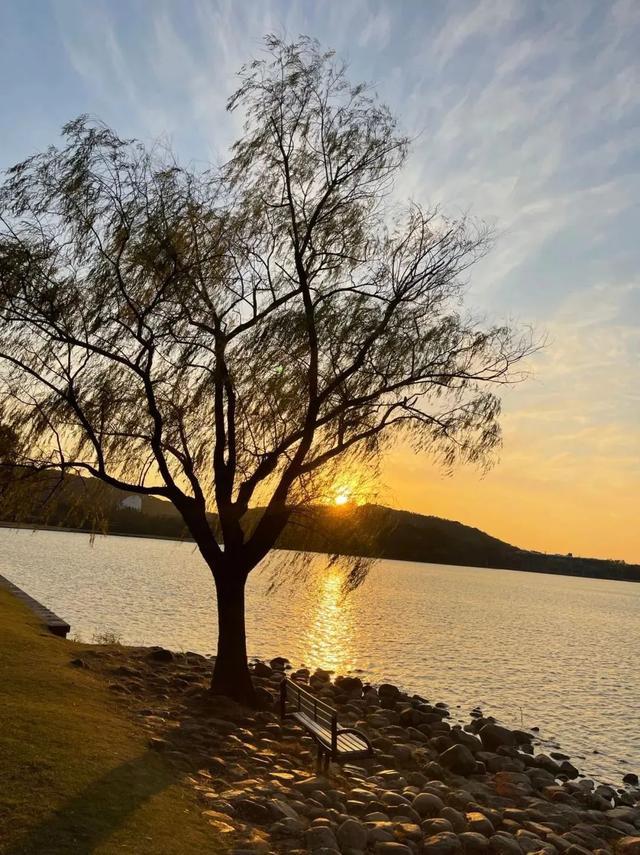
0;0;638;562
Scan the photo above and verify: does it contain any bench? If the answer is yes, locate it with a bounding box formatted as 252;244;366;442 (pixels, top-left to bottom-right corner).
280;677;374;769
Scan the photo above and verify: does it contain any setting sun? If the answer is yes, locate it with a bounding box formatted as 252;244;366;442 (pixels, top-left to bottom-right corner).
334;492;350;506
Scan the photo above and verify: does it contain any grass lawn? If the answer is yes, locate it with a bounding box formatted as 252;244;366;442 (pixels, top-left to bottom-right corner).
0;586;226;854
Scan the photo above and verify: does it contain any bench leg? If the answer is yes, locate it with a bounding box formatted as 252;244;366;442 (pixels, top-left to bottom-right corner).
316;742;323;771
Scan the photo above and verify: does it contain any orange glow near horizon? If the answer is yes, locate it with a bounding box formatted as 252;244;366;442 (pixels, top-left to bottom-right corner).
380;423;640;565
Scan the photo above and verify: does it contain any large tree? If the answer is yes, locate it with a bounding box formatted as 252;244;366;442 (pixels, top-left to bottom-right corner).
0;37;535;704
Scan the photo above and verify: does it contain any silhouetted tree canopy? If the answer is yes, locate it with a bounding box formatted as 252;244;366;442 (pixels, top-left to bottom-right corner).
0;36;536;702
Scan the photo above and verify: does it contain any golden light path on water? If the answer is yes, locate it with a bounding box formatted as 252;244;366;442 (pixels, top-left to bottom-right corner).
299;570;357;675
0;527;638;785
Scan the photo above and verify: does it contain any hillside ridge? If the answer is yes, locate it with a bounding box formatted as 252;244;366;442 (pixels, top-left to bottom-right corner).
1;471;637;583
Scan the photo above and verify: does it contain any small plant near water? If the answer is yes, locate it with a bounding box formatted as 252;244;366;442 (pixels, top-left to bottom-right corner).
91;630;122;645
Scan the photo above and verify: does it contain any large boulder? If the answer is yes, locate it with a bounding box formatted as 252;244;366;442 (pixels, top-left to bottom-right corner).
254;686;275;710
378;683;401;699
511;729;534;745
252;661;273;678
374;843;413;854
439;744;478;776
334;675;363;698
367;822;395;844
412;791;445;817
269;798;300;821
270;816;305;838
465;812;494;837
488;834;521;854
306;825;339;850
440;806;468;833
297;776;331;795
424;761;447;781
392;743;413;764
559;759;580;779
234;798;270;824
527;767;557;790
146;647;174;662
478;724;516;751
534;753;562;775
459;832;490;852
422;831;463;853
336;818;367;850
312;668;332;682
422;819;455;836
451;728;482;753
477;751;524;774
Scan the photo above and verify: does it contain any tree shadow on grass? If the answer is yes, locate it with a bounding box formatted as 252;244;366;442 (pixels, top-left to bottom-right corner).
5;750;180;855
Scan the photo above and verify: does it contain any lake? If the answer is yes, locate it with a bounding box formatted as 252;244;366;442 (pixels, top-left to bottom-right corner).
1;526;638;786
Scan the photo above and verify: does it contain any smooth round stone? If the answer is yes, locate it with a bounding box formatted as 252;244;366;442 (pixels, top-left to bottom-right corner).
488;834;522;854
380;791;411;807
466;813;495;837
440;807;468;833
440;744;477;776
422;818;454;835
413;792;445;817
374;843;413;854
422;831;463;853
365;812;390;822
458;831;490;852
306;825;339;850
479;724;516;752
336;818;367;851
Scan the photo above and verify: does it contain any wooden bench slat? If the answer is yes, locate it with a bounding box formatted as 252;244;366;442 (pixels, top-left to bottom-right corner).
292;713;370;757
338;731;368;750
337;731;366;751
337;742;370;756
281;677;374;765
292;711;331;742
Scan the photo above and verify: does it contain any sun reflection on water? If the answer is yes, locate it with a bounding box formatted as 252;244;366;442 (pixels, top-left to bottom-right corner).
300;570;356;674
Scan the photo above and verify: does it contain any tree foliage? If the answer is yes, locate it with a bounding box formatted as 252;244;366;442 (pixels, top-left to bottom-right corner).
0;36;536;701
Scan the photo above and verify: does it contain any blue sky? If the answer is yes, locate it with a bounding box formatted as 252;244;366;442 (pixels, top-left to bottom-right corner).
1;0;639;560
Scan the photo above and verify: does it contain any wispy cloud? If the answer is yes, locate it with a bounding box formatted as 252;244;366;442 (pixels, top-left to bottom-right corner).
1;0;638;559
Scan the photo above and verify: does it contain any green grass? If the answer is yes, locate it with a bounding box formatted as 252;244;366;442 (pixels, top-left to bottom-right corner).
0;587;226;854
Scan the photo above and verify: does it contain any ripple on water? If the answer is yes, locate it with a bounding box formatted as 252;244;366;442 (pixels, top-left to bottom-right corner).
0;526;638;784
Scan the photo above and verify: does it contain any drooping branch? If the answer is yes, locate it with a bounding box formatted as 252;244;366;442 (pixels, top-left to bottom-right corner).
0;36;539;591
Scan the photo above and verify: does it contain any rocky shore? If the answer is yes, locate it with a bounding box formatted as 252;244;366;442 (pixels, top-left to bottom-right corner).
73;646;640;854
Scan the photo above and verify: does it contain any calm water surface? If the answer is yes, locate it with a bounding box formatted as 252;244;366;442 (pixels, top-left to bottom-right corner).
1;527;638;785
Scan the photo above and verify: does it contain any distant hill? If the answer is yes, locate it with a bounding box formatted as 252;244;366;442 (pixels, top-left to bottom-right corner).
1;471;638;583
275;504;640;583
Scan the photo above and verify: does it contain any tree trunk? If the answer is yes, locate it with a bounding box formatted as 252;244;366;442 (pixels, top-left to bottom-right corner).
210;571;256;706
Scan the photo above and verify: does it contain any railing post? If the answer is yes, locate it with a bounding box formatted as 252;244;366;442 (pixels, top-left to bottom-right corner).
279;678;287;720
331;712;338;760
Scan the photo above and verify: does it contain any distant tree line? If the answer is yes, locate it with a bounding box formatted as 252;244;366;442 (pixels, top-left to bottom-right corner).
2;470;637;584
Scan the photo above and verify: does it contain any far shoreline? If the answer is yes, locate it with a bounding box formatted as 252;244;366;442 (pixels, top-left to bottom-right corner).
1;520;639;586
